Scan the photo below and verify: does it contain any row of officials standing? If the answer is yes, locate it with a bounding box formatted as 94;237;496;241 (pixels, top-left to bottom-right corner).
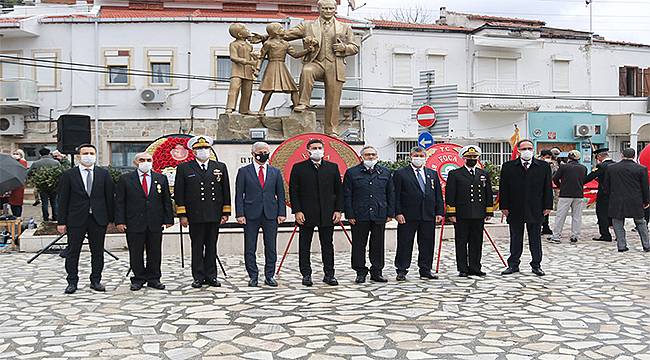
56;137;502;294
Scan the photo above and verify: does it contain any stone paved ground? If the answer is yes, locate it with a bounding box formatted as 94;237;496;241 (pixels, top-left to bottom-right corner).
2;215;650;360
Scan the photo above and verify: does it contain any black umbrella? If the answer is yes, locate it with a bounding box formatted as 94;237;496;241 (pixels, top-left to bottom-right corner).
0;154;27;194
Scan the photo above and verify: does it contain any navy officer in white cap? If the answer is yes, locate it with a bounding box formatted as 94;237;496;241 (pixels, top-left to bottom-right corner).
445;145;494;277
174;135;231;288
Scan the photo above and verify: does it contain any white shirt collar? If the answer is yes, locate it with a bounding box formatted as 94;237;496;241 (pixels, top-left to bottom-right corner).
465;165;476;172
311;159;322;165
79;164;94;173
254;162;267;171
411;164;424;173
521;158;531;166
196;158;209;167
138;169;150;177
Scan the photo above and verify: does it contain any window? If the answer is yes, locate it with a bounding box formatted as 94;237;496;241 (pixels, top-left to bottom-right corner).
395;140;418;161
216;55;231;84
21;143;57;163
619;66;649;97
476;57;517;83
478;141;512;166
552;60;570;92
0;51;21;79
32;51;59;90
392;52;413;87
110;142;149;167
425;54;445;85
147;49;173;86
104;49;131;86
151;63;171;84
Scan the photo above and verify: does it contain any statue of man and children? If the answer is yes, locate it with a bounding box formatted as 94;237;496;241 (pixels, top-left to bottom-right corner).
224;0;359;137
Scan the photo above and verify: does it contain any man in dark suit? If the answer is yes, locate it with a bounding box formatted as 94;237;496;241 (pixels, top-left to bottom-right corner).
603;148;650;252
446;145;494;277
235;142;286;288
174;136;231;288
57;144;114;294
585;148;615;242
393;146;444;281
115;152;174;291
289;138;344;286
343;145;394;284
499;139;553;276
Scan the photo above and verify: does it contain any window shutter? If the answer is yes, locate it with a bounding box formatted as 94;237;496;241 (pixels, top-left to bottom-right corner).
619;67;627;96
644;68;650;97
392;54;412;87
636;68;643;97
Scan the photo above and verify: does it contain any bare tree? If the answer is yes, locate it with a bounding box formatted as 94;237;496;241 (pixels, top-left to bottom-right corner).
379;6;434;24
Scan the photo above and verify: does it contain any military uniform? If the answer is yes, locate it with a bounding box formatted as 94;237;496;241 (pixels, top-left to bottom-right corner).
445;145;494;275
174;136;231;284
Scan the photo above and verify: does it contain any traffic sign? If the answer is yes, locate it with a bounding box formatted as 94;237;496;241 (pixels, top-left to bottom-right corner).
418;132;435;150
416;105;436;127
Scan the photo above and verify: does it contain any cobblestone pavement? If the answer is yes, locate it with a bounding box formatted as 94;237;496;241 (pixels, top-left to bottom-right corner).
2;215;650;360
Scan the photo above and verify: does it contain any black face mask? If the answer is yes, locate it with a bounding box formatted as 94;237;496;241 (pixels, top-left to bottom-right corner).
466;159;478;167
254;153;269;163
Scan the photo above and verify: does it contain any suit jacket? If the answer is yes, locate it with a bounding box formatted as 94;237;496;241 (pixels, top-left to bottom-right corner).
229;39;255;80
114;170;174;232
235;163;286;220
174;160;231;223
284;18;359;82
445;167;494;219
57;166;115;227
343;163;395;223
499;158;553;224
289;159;343;227
604;159;650;219
393;166;444;222
553;160;587;198
585;159;614;202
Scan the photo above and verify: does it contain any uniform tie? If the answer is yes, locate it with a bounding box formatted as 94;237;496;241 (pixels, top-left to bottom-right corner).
469;169;475;177
201;163;207;172
142;173;149;197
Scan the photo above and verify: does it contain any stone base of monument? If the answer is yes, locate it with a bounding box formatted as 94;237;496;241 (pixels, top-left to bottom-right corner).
217;111;317;141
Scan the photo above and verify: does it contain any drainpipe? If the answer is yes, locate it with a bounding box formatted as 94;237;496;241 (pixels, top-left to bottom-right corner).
94;18;100;159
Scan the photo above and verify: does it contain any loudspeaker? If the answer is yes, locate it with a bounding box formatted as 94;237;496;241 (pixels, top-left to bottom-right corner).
57;114;91;154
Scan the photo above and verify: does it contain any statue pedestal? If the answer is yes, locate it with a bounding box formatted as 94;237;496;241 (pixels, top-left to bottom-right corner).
217;111;317;141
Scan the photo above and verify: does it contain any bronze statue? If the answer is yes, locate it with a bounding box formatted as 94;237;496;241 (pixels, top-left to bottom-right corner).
257;23;314;116
225;23;258;115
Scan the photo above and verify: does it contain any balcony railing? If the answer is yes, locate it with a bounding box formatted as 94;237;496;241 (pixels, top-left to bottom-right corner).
472;79;541;112
0;78;38;108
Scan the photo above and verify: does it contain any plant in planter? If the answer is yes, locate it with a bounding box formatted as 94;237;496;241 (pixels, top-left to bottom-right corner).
378;159;411;171
28;166;65;194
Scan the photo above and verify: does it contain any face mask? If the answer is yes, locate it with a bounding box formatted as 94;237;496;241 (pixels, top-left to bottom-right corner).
12;154;20;160
309;149;324;161
465;159;478;167
543;158;553;163
195;149;210;161
254;153;269;163
411;157;426;167
520;150;533;161
138;161;153;173
80;154;96;166
363;159;378;168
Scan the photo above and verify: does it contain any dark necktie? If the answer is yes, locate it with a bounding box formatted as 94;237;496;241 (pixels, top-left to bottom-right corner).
469;169;475;177
314;163;320;170
523;161;529;171
85;168;93;196
201;163;207;172
416;169;426;193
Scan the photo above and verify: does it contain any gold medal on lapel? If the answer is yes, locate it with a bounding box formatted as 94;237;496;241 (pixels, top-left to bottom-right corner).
213;169;223;182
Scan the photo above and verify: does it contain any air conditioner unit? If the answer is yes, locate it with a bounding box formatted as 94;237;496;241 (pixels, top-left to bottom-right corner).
574;124;596;137
0;114;25;136
139;88;168;105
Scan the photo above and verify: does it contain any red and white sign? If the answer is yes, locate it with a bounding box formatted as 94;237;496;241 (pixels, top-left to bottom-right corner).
548;131;557;140
416;105;436;128
426;143;482;195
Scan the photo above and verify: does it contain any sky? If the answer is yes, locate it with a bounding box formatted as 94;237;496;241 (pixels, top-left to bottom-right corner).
339;0;650;45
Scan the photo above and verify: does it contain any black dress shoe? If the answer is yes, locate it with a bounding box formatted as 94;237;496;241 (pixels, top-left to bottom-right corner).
618;247;629;252
302;276;313;287
355;274;366;284
396;273;407;281
191;280;203;288
248;278;258;287
501;267;519;275
470;270;487;277
64;284;77;294
643;248;650;252
147;282;166;290
323;276;339;286
570;237;578;243
90;282;106;292
593;237;612;242
419;272;439;280
532;268;546;276
207;278;221;287
458;272;468;277
541;228;553;235
130;283;143;291
370;275;388;283
264;278;278;287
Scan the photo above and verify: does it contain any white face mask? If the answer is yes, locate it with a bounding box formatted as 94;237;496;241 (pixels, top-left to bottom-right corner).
195;148;210;161
138;161;153;173
12;154;21;160
363;159;378;168
411;157;426;168
520;150;534;161
309;149;324;161
80;154;96;166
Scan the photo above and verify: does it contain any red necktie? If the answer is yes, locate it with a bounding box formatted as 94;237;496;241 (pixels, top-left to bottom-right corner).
258;166;265;188
142;173;149;197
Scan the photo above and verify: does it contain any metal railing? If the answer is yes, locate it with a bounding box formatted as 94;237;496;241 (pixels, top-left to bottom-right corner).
473;79;541;95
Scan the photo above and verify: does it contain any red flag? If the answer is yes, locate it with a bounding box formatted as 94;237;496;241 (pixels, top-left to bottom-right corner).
509;126;521;160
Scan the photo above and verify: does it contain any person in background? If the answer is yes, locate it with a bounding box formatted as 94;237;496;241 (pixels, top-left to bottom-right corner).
9;149;28;217
548;150;587;244
603;148;650;252
584;148;615;242
29;148;61;222
539;150;556;235
52;150;71;168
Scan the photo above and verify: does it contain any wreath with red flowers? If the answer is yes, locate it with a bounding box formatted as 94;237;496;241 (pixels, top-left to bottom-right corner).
150;136;194;173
